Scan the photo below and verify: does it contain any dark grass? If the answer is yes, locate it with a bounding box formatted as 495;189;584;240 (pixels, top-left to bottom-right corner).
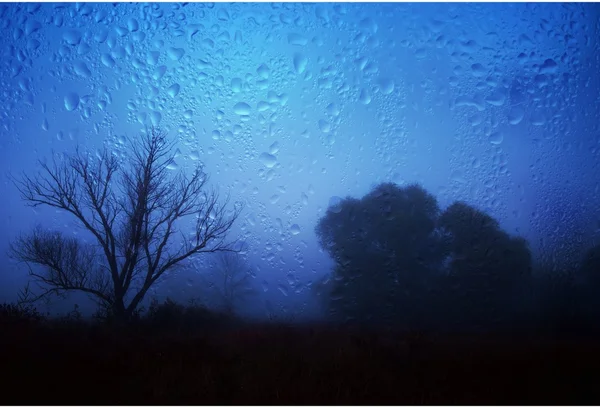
2;314;600;405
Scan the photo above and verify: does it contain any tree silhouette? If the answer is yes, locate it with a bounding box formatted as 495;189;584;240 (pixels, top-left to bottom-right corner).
581;243;600;286
9;128;242;322
209;251;255;314
438;202;532;329
315;183;445;328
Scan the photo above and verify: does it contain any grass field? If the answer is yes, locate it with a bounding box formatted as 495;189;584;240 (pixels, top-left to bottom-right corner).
2;314;599;405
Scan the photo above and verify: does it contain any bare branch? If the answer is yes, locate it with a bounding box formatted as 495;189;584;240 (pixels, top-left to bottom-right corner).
8;127;242;321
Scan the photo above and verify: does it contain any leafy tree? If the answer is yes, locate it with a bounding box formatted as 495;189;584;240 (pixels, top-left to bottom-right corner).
8;128;242;322
438;202;532;329
315;183;446;328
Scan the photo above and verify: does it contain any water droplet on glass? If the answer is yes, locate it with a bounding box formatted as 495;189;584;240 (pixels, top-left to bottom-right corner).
288;33;308;46
329;196;342;213
167;83;180;97
64;93;80;111
167;47;185;61
127;18;139;32
489;131;503;145
63;29;82;46
359;88;372;105
539;58;558;75
318;119;331;133
485;89;507;106
293;53;307;74
471;63;486;77
234;102;251;115
278;284;289;296
259;152;277;168
508;106;524;125
101;53;115;68
269;142;280;154
378;78;394;94
290;224;301;235
73;61;91;78
166;159;179;171
257;64;270;79
530;111;547;126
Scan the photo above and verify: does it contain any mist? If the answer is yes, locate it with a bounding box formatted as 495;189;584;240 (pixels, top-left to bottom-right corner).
1;2;600;404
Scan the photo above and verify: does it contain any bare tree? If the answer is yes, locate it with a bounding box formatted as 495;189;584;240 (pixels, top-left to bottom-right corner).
210;252;255;314
8;128;243;322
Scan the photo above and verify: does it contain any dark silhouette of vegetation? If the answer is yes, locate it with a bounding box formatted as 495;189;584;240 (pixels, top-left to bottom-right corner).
316;182;597;334
436;201;532;330
315;183;445;328
8;127;242;322
3;179;600;404
208;252;256;314
1;302;600;404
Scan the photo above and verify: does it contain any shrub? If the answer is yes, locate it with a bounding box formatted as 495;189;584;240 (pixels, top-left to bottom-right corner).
0;302;45;325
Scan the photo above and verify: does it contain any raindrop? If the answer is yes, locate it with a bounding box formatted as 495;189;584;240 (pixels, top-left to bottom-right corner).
127;18;139;32
73;61;91;78
539;58;558;75
147;51;160;65
63;29;82;46
326;103;340;117
471;63;486;77
288;33;308;46
329;196;342;213
231;78;242;93
278;284;289;296
217;8;230;21
301;193;308;205
359;17;378;34
269;142;280;154
64;93;80;111
290;224;301;235
152;66;167;80
25;20;42;36
293;53;307;74
378;78;394;94
469;113;483;126
318;119;331;133
101;54;115;68
257;64;270;79
489;131;503;145
359;88;372;105
166;160;179;171
167;83;180;97
530;111;547;126
259;152;277;168
167;47;185;61
508;106;524;125
150;111;162;126
485;89;507;106
234;102;251;115
94;28;108;43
